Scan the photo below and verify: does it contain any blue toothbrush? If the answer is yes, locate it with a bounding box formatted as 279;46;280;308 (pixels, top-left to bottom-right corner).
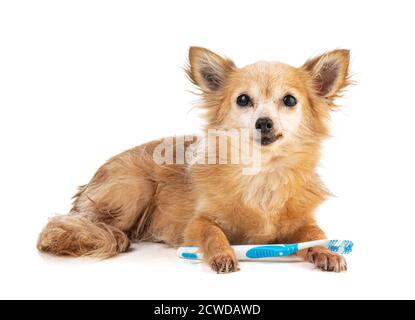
177;239;353;261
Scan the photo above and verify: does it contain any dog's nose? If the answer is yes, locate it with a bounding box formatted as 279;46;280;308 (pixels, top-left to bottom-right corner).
255;117;274;134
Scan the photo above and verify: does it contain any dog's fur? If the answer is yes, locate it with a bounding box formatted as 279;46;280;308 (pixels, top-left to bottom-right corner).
37;47;351;273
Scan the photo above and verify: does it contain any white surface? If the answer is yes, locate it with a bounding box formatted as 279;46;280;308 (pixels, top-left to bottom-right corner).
1;0;415;299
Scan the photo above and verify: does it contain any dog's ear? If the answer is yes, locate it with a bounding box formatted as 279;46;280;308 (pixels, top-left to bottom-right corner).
302;50;350;99
187;47;236;93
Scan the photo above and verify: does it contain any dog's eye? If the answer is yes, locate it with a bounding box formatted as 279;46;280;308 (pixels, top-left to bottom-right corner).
283;95;297;107
236;94;252;107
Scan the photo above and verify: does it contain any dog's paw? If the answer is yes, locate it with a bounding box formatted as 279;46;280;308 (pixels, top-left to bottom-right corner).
306;247;347;272
208;251;239;274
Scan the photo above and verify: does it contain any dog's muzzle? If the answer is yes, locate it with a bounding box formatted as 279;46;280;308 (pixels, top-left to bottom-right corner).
255;117;282;145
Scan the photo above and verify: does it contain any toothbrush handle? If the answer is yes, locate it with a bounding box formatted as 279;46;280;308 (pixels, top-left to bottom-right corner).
177;244;299;261
177;247;201;260
233;244;299;260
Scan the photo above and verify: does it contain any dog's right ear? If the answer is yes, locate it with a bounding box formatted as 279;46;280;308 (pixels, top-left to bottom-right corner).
187;47;236;93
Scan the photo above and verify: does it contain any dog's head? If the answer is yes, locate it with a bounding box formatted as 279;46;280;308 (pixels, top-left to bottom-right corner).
187;47;350;155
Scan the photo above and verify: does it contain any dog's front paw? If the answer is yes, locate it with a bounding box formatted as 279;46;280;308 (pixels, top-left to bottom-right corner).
306;246;347;272
208;251;239;274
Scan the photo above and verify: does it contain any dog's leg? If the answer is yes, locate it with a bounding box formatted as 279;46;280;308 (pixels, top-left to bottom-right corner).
184;217;239;274
37;149;155;258
289;224;347;272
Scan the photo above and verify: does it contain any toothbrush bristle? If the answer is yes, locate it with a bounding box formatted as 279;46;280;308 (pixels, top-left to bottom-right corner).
327;240;353;255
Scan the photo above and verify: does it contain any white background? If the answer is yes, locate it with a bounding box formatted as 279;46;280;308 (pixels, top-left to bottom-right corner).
1;0;414;300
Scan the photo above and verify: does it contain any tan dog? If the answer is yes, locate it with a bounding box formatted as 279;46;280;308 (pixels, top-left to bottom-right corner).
37;47;351;273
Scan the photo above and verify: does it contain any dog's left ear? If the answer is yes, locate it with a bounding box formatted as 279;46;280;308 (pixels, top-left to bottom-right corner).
302;50;350;99
187;47;236;93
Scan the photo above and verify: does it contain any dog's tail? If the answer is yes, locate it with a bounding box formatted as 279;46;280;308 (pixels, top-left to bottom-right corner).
37;214;130;258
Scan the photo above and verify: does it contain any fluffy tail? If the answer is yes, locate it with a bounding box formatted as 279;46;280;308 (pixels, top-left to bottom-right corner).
37;215;130;258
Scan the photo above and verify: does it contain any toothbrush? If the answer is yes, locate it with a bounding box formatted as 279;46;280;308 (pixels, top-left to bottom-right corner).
177;239;353;261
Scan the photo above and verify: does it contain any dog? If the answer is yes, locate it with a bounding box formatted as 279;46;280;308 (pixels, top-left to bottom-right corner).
37;47;351;273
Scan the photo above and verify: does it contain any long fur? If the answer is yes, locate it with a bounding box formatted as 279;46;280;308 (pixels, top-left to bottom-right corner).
37;47;351;272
